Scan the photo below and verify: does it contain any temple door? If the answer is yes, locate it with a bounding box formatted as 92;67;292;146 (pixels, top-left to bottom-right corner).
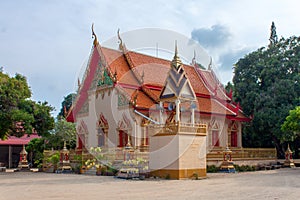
212;130;219;147
98;130;105;147
118;130;129;147
231;131;237;147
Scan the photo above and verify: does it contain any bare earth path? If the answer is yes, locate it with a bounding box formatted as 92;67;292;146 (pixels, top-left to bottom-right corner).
0;168;299;200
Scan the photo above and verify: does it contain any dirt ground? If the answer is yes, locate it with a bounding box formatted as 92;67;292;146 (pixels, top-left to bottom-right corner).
0;168;299;200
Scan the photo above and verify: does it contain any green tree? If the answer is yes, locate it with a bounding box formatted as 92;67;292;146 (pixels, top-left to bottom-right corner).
0;71;54;138
225;81;234;94
57;93;76;118
233;28;300;157
281;106;300;141
26;138;46;168
48;118;77;149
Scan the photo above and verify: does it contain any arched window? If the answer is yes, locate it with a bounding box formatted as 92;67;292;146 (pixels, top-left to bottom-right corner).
229;122;238;147
210;119;220;147
97;113;109;147
77;120;88;150
117;113;132;148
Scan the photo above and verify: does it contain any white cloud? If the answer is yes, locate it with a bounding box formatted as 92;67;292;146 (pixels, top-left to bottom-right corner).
2;0;300;116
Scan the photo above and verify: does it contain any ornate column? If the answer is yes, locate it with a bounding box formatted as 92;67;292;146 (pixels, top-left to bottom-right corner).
175;99;180;122
159;101;163;124
191;106;195;126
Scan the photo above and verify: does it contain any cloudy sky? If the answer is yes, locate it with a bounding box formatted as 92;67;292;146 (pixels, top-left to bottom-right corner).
1;0;300;116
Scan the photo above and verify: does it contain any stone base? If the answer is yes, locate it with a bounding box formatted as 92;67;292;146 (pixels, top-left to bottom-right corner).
150;168;206;180
219;161;236;173
18;162;29;170
57;165;73;173
284;161;295;168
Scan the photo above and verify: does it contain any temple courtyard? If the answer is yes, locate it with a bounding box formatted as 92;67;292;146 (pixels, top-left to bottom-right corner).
0;168;299;200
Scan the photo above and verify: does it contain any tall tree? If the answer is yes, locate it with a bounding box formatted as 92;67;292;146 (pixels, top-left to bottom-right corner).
0;71;54;138
47;118;77;150
57;93;76;118
269;21;278;47
233;32;300;157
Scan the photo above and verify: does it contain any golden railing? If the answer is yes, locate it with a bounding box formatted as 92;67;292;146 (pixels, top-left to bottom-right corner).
207;147;277;161
149;122;207;135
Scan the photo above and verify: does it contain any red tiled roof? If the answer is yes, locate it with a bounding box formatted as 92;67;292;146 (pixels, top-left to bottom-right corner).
0;133;40;146
69;43;250;122
197;70;229;101
197;97;235;116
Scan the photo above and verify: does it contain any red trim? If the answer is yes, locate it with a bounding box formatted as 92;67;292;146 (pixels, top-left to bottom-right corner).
227;116;251;122
195;93;211;98
73;48;100;116
143;84;163;90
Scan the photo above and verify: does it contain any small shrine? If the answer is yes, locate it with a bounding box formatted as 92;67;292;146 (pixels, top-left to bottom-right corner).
283;144;295;168
18;145;29;170
219;146;236;173
58;141;72;172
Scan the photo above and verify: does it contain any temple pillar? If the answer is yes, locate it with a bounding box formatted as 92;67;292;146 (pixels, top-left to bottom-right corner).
8;145;12;169
175;99;180;122
159;101;163;124
191;107;195;126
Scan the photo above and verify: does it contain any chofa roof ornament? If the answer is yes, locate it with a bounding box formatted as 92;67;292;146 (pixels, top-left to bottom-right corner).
117;28;124;51
92;23;98;47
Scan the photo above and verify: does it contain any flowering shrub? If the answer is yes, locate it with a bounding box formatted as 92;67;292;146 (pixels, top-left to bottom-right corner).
122;157;148;172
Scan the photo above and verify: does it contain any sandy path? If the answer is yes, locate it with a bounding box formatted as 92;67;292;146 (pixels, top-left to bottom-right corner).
0;168;299;200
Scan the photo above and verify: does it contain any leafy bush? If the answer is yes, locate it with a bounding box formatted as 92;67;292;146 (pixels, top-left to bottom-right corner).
234;164;256;172
207;165;219;173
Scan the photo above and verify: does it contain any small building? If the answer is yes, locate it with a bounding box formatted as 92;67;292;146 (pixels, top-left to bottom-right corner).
0;133;40;168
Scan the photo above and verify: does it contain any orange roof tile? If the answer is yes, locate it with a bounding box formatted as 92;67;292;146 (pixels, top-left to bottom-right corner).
71;43;249;122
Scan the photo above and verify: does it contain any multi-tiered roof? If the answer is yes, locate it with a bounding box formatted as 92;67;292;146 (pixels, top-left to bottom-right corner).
66;30;249;123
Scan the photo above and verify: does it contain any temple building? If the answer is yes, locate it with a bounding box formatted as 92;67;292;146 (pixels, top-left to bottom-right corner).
66;27;271;178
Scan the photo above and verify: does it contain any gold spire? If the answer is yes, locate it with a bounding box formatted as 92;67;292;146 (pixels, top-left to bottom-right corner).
171;40;182;70
92;23;98;46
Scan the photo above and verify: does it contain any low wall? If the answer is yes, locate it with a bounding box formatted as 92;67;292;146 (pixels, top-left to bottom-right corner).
207;147;277;166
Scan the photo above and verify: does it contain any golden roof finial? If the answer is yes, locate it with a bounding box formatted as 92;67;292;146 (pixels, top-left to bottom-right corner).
92;23;98;46
171;40;182;70
117;28;123;51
